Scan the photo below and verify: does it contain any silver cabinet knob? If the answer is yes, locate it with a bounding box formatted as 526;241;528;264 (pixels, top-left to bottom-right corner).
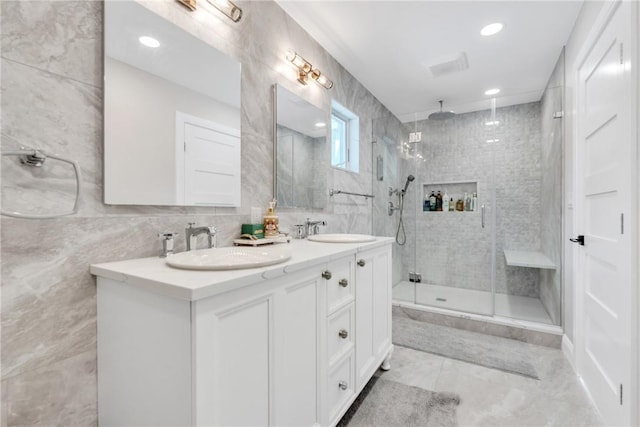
357;259;366;267
338;329;348;339
338;381;348;391
339;278;348;288
322;270;332;280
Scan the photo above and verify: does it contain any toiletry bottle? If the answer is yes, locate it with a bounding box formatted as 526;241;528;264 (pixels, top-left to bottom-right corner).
429;191;436;211
449;197;455;211
263;200;279;237
472;192;478;211
424;193;430;211
435;191;443;211
456;198;464;211
464;192;471;211
443;193;450;212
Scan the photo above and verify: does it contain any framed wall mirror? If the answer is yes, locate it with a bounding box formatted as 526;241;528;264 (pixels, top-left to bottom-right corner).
274;84;328;209
104;1;241;207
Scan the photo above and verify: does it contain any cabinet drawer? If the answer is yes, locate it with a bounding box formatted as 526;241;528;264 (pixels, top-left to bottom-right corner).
328;304;354;365
326;258;354;314
328;354;354;423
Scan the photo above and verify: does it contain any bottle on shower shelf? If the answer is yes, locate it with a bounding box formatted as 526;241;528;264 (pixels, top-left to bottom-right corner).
471;192;478;211
423;193;430;211
435;191;443;211
449;197;455;211
429;191;437;211
442;192;450;212
463;192;470;211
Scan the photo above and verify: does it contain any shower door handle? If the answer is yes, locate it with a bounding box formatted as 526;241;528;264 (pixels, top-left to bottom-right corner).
481;204;486;228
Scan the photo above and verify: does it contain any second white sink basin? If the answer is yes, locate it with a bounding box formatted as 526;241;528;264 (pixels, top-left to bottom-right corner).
166;245;292;270
307;233;377;243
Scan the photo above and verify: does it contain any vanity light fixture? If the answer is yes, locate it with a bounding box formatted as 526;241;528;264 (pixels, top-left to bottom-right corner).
310;69;334;90
175;0;243;23
206;0;243;23
484;88;500;96
176;0;197;11
286;50;313;84
286;50;333;90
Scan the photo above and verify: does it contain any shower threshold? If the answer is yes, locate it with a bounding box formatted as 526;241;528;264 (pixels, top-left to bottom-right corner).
393;281;558;331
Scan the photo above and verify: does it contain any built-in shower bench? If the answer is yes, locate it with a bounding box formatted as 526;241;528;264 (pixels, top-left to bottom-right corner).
503;250;556;269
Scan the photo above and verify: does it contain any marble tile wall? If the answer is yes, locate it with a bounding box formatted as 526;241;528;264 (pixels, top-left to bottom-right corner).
0;1;403;424
539;51;565;325
399;103;544;299
371;117;409;285
275;125;326;209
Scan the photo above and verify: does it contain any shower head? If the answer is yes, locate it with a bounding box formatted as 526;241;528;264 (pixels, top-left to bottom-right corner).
428;100;456;120
401;174;415;194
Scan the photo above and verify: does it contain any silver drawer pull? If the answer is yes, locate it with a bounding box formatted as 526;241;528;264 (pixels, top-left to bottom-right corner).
339;279;348;287
322;270;332;280
338;381;348;391
338;329;348;339
357;259;366;267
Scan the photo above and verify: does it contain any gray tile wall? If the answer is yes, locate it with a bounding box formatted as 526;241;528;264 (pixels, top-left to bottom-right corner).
0;1;402;424
398;103;545;299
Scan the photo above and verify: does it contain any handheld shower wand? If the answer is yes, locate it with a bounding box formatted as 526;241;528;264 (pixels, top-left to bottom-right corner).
401;174;415;195
396;174;415;245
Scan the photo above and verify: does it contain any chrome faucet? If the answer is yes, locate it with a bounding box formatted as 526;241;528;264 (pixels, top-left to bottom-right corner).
185;222;217;251
305;218;326;236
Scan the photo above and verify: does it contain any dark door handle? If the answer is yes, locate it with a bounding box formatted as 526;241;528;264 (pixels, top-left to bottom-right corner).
570;235;585;246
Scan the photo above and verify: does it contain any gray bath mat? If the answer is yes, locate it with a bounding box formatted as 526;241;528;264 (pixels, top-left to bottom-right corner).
337;376;460;427
393;315;539;379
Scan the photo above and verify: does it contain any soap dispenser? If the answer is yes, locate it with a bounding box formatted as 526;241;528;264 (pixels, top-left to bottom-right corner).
264;199;279;237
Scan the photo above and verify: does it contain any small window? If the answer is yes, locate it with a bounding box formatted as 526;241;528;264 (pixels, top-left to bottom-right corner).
331;101;359;172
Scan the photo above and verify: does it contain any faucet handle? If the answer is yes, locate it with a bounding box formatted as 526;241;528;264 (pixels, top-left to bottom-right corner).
294;224;305;239
158;232;178;258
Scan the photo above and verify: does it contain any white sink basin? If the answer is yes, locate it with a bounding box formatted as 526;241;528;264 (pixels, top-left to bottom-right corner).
166;245;292;270
307;233;377;243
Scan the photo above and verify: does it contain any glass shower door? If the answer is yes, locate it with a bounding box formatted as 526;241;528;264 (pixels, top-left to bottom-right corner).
408;104;497;316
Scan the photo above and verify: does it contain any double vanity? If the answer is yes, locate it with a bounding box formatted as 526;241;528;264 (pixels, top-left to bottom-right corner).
91;236;393;426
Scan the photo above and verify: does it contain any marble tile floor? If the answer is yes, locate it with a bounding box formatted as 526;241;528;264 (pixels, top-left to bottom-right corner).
374;344;602;426
394;281;554;325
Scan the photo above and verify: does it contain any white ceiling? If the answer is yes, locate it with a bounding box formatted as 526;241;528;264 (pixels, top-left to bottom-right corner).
277;1;583;123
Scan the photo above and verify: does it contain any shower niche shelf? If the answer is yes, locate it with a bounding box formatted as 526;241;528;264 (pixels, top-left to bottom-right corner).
422;181;478;212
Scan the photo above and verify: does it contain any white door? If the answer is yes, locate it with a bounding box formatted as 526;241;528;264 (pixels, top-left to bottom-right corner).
184;123;240;206
575;2;636;425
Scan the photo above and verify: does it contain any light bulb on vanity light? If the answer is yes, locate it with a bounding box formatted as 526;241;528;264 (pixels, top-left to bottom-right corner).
286;50;312;74
310;69;334;90
206;0;242;22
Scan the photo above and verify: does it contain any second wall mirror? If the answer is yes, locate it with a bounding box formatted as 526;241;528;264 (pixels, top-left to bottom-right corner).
274;85;328;209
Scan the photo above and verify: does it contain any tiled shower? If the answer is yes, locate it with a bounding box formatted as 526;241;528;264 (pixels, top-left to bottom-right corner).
374;51;564;327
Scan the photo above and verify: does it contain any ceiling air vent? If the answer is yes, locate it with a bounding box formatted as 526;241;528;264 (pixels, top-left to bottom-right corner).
424;52;469;78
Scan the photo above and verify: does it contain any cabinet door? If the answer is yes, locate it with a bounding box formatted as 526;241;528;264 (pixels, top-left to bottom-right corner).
355;245;392;391
274;270;322;426
194;291;274;426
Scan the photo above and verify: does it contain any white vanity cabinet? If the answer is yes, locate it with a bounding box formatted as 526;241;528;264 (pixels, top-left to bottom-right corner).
92;239;393;427
354;245;393;390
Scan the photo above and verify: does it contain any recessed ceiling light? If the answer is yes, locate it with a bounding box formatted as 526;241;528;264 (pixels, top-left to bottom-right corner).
315;122;326;128
139;36;160;48
480;22;503;36
484;88;500;96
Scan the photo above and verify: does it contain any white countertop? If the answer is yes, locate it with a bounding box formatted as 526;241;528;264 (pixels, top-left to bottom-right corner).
91;237;394;301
